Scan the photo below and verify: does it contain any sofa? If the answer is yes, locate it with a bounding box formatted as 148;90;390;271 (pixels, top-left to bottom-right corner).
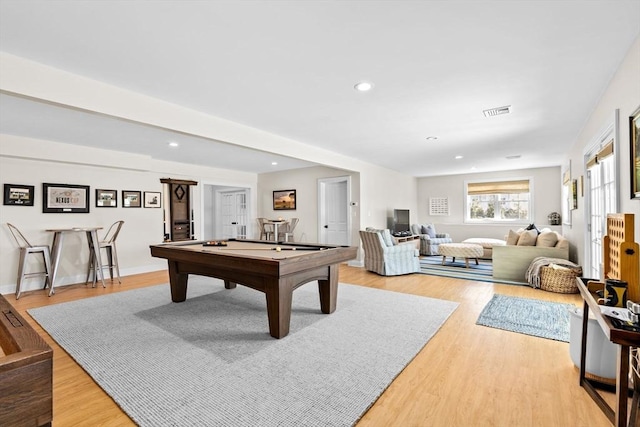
359;229;420;276
410;223;453;256
492;228;570;282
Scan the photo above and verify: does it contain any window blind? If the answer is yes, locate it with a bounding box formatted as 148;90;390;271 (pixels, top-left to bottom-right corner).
586;139;614;169
467;179;530;195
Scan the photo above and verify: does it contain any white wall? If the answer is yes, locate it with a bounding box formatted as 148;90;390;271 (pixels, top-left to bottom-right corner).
257;166;361;244
0;134;258;294
416;166;562;243
563;36;640;267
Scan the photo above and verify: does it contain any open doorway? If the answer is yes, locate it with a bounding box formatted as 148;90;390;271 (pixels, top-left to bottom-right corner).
202;184;250;240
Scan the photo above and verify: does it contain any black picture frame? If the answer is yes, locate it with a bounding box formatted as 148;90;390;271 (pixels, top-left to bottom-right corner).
631;108;640;200
3;184;35;206
95;189;118;208
122;190;142;208
43;183;90;213
144;191;162;208
273;189;296;210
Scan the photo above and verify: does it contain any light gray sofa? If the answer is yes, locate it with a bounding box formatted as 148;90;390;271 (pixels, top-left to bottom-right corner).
410;223;453;256
359;229;420;276
493;230;570;282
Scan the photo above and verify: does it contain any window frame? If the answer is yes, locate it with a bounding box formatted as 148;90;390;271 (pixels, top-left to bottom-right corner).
463;177;534;224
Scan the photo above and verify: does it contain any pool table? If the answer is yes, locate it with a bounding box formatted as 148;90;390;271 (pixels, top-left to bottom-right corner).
149;239;357;338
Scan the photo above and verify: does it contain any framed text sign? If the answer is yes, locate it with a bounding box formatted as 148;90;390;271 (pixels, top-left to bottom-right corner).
43;183;90;213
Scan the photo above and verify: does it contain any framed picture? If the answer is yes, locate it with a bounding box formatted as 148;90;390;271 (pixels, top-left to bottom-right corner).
630;107;640;200
273;189;296;210
122;190;142;208
95;189;117;207
3;184;34;206
144;191;162;208
43;183;90;213
570;179;578;210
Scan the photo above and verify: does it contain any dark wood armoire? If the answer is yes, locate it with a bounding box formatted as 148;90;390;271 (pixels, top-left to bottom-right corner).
160;178;197;241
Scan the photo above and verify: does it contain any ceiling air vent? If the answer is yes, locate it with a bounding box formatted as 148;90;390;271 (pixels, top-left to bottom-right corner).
483;105;511;117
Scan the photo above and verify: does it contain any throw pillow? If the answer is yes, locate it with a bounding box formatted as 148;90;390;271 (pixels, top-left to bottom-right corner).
536;231;558;247
425;224;437;238
506;229;521;245
381;229;394;247
421;225;429;234
517;229;537;246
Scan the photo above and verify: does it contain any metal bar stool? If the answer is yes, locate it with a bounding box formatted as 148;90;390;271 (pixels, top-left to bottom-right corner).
86;220;124;285
7;223;53;299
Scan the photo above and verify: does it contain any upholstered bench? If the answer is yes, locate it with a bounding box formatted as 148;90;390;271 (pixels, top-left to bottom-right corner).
461;238;506;259
438;243;484;268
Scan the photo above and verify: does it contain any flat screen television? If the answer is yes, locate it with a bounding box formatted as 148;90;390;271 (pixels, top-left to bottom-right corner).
393;209;410;234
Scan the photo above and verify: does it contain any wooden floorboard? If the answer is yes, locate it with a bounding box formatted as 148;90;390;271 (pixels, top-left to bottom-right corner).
6;265;617;426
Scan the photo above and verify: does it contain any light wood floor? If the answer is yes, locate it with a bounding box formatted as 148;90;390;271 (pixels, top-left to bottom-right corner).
7;265;619;427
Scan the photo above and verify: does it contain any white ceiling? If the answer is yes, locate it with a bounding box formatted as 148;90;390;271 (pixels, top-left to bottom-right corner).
0;1;639;176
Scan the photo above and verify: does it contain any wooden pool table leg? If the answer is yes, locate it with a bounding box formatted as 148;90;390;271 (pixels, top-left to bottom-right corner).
318;264;338;314
265;279;293;339
167;261;188;302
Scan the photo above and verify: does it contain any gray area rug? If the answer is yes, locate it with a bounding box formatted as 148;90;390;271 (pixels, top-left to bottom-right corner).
476;294;573;342
28;278;458;426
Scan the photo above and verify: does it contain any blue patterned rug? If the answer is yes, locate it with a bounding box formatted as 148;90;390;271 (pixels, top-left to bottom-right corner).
476;294;573;342
419;256;526;286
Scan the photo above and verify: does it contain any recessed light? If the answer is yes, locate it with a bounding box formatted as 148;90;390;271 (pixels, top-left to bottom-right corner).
168;142;179;147
455;155;463;159
354;81;373;92
271;162;278;166
425;136;438;141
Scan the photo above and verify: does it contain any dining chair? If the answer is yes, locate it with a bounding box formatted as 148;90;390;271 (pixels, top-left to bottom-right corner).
86;220;124;285
6;223;53;299
280;218;299;242
256;218;274;240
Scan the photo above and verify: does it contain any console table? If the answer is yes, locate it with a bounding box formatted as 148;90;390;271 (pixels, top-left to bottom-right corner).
576;277;640;426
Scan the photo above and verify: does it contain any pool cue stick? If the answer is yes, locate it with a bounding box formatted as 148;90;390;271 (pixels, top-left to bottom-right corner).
213;247;320;251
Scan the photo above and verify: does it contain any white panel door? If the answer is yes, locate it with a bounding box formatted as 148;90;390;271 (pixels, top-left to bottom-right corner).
318;177;350;245
221;190;248;239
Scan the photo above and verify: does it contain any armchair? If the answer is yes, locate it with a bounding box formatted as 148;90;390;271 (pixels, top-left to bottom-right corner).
359;229;420;276
410;223;453;256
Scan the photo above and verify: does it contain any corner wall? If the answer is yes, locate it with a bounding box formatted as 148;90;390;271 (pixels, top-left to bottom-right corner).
416;166;562;243
0;134;258;295
563;36;640;269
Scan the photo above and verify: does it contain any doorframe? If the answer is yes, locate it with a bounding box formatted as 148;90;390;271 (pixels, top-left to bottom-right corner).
200;181;256;240
317;176;352;246
582;109;619;277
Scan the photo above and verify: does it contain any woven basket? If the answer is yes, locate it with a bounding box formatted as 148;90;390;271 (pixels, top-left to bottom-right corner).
540;265;582;293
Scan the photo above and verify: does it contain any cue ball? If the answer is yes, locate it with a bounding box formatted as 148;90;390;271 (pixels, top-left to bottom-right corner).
275;246;281;252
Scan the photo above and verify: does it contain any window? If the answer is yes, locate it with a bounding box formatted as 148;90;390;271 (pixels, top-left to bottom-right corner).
465;179;531;222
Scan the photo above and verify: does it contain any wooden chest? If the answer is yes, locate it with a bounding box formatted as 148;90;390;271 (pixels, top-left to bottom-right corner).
0;294;53;427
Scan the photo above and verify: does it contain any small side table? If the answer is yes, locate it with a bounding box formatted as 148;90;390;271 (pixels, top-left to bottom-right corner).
576;277;640;426
393;235;420;250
